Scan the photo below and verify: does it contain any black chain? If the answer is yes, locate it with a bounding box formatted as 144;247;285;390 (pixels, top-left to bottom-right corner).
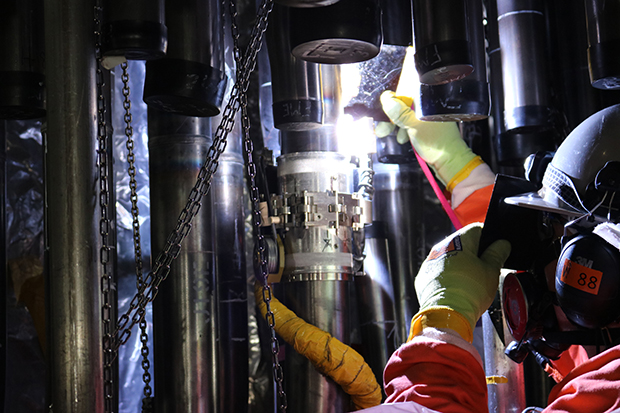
109;0;274;359
94;4;115;412
228;1;287;411
120;62;154;412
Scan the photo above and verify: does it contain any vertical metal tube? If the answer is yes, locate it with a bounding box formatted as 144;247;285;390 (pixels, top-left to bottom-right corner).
267;4;323;131
280;65;341;154
276;64;356;410
0;122;6;411
412;0;473;85
144;0;227;117
355;221;397;393
0;0;45;119
482;312;526;413
43;0;103;409
497;0;552;133
289;0;382;64
372;162;425;344
212;121;248;413
585;0;620;89
276;0;341;7
419;0;490;121
101;0;167;60
380;0;413;47
149;111;218;413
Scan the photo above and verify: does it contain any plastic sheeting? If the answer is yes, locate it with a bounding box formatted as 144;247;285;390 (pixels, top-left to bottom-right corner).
111;60;155;413
4;119;46;412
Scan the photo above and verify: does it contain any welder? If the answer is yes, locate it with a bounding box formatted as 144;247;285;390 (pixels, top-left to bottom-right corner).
364;94;620;413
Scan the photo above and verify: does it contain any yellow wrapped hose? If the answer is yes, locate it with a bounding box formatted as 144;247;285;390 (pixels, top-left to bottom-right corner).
254;282;382;410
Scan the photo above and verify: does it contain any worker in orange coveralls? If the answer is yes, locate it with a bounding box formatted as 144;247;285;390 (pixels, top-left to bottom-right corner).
359;93;620;413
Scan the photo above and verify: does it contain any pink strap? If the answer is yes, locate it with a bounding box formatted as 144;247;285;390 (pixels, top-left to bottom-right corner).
414;150;463;230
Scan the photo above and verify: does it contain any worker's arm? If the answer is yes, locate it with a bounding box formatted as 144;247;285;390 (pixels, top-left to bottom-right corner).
544;346;620;413
378;91;496;226
383;224;510;413
384;328;487;413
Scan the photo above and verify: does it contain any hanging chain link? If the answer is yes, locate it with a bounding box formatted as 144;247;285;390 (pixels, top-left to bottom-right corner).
120;62;154;413
94;4;116;413
109;0;275;363
228;1;287;411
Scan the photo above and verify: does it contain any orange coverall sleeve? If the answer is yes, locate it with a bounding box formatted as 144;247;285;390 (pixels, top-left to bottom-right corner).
384;332;488;413
453;184;494;227
544;346;620;413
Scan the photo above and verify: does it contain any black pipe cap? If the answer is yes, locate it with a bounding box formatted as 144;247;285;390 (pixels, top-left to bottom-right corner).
144;58;227;117
376;132;415;164
0;71;45;120
289;0;382;64
414;40;473;85
588;40;620;90
102;20;168;61
419;79;490;122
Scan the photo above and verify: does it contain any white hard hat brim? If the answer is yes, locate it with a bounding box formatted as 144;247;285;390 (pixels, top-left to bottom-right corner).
504;190;586;216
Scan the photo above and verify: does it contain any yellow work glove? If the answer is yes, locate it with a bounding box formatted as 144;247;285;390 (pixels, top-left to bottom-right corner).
376;90;481;190
409;223;511;342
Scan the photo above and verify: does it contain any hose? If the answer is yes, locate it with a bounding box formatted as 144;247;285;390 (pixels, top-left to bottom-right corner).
254;282;382;410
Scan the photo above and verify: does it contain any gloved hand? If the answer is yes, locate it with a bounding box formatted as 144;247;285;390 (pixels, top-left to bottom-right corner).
409;223;511;342
376;90;481;190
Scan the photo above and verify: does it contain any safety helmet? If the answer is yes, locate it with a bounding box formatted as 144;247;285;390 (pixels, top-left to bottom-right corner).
505;103;620;217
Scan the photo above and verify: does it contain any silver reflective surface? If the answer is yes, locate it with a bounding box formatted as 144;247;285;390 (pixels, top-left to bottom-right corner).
44;0;104;410
149;113;218;413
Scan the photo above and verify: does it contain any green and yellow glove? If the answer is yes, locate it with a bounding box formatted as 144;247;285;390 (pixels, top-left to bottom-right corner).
409;223;511;343
376;90;484;192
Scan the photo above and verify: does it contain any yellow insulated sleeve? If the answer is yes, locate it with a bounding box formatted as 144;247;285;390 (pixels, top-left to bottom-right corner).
254;282;382;410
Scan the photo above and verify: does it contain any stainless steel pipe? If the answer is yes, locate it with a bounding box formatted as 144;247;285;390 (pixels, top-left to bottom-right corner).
144;0;227;117
149;111;218;413
372;162;424;344
267;4;323;131
212;119;249;413
497;0;552;133
0;0;45;119
44;0;104;409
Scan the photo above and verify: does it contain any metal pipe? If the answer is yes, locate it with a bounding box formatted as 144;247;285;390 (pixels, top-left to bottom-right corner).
276;84;358;410
372;162;425;345
280;64;341;154
280;280;352;412
355;221;397;393
144;0;227;117
289;0;382;64
0;0;45;119
482;312;526;413
149;110;218;413
276;0;341;7
381;0;413;47
490;0;555;174
43;0;103;409
419;0;490;121
585;0;620;89
497;0;552;133
101;0;167;60
267;4;323;131
0;122;6;411
412;0;472;85
212;118;249;413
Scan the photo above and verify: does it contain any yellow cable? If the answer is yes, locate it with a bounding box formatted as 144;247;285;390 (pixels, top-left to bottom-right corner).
254;282;382;410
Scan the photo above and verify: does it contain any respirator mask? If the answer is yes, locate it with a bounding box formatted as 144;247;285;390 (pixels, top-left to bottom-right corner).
480;104;620;365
